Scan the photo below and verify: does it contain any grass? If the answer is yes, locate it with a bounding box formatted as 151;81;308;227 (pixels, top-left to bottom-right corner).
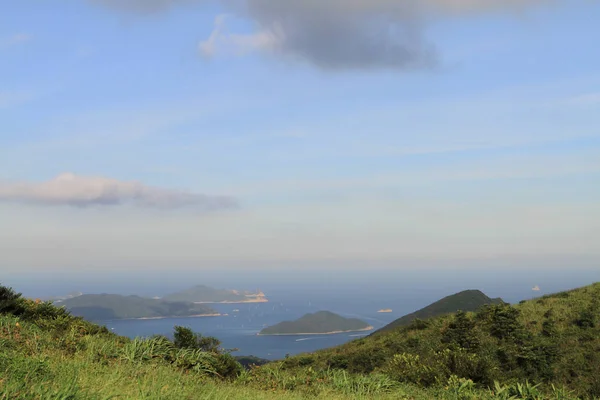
1;282;599;399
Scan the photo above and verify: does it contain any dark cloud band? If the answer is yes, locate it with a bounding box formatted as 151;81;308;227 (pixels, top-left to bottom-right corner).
89;0;553;70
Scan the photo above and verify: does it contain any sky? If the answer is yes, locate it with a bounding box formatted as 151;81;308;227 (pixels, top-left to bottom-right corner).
1;0;600;278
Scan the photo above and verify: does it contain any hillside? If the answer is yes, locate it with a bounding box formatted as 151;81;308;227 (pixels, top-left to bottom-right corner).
2;282;599;399
259;311;372;335
58;294;217;320
375;289;504;333
277;283;600;398
163;285;268;303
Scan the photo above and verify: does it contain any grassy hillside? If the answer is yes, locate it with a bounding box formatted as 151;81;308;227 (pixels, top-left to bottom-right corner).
376;289;504;333
59;294;217;320
259;311;371;335
277;283;600;398
2;282;599;399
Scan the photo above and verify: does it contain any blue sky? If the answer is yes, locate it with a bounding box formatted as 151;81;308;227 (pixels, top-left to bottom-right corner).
1;0;599;274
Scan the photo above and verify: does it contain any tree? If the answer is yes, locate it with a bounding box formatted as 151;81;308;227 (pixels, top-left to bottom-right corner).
0;284;25;316
173;326;222;353
442;311;480;350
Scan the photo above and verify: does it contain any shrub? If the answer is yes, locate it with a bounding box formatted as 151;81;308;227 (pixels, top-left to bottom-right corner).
173;325;222;352
442;311;480;351
0;285;25;316
384;353;441;386
574;309;596;329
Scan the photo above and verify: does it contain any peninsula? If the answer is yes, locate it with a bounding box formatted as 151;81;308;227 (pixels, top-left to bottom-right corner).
258;311;373;336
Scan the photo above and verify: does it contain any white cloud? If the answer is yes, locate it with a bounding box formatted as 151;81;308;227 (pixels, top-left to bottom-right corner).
0;173;238;210
199;14;280;58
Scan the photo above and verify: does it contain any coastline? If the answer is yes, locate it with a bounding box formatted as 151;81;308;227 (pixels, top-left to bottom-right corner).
120;313;222;321
193;299;268;304
257;325;374;336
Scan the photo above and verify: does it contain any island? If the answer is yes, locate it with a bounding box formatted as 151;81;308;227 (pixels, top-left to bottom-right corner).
57;294;219;321
377;309;393;313
162;285;268;304
258;311;373;336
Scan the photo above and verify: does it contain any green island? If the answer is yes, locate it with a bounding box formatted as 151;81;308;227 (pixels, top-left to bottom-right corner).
162;285;268;304
1;281;599;399
259;311;373;336
375;289;505;333
57;294;218;321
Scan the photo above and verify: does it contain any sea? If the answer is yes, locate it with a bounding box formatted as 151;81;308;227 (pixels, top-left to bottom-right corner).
9;264;600;361
103;288;403;360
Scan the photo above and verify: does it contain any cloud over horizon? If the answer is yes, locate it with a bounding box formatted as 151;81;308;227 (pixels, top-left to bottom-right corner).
89;0;553;70
0;173;238;210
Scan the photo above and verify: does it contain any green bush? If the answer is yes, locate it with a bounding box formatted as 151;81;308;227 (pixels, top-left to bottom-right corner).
384;353;441;386
442;311;480;351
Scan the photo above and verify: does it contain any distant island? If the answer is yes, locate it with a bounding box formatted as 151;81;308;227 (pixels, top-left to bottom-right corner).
57;294;219;321
377;309;393;313
375;289;504;334
163;285;268;304
259;311;373;336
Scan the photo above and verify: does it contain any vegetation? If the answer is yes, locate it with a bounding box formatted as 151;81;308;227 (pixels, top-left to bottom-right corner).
2;282;599;399
276;283;600;398
259;311;372;335
163;285;266;303
59;293;217;320
376;289;504;333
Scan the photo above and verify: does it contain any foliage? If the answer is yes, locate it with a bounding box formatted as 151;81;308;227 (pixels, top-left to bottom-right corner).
278;282;600;398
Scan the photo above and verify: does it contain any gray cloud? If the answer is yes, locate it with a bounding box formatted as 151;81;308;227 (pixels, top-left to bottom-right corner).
0;173;238;210
90;0;553;70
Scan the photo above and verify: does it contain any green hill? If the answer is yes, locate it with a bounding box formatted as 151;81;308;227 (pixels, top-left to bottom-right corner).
162;285;267;303
58;294;217;320
277;283;600;398
375;289;504;333
259;311;372;335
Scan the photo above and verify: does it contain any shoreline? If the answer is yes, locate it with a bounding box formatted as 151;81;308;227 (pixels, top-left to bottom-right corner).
117;313;222;321
256;325;374;336
193;299;268;304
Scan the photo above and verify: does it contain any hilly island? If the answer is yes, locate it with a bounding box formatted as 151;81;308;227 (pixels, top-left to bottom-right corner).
57;294;219;321
162;285;268;304
52;284;267;321
259;311;373;335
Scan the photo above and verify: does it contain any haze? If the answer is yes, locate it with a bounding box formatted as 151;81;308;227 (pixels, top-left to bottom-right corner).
1;1;599;282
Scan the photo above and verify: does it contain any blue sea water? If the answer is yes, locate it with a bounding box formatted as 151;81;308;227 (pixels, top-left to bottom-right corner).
103;289;401;360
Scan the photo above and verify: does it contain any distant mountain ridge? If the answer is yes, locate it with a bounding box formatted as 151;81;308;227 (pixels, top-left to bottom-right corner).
259;311;373;335
58;294;218;321
375;289;504;333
